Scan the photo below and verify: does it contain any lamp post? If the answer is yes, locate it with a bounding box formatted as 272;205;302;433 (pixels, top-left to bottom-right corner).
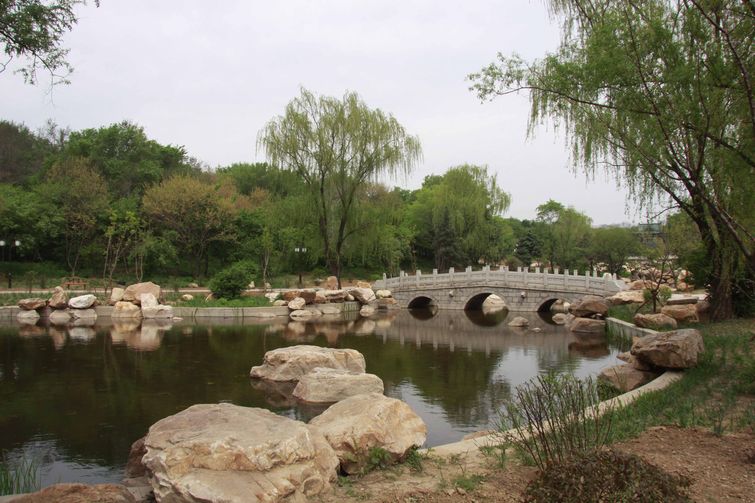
294;246;307;287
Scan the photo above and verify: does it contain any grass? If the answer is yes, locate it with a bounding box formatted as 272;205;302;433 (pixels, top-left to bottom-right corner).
0;455;40;496
606;318;755;441
168;295;272;308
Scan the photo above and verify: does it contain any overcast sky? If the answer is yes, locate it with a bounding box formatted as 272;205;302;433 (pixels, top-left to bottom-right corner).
1;0;646;225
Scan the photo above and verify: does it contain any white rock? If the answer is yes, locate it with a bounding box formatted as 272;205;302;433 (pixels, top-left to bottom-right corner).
139;293;159;309
293;368;384;403
265;292;280;302
309;393;427;474
375;289;392;299
68;294;97;309
142;304;173;320
180;293;193;301
142;404;339;502
16;310;40;324
250;345;366;381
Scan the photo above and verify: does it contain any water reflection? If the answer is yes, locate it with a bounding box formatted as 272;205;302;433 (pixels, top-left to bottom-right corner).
0;309;620;486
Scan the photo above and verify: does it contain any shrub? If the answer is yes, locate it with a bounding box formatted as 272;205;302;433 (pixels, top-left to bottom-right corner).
523;449;692;503
208;260;258;299
0;455;40;496
497;373;613;471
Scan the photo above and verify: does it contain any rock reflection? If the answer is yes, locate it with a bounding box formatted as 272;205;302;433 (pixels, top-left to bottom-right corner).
109;320;171;351
250;379;297;407
68;327;96;341
48;326;67;350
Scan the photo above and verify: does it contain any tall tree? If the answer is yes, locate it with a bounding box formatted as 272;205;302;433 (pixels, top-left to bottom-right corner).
471;0;754;319
589;226;640;275
258;88;422;287
0;0;97;85
536;201;592;270
142;175;236;277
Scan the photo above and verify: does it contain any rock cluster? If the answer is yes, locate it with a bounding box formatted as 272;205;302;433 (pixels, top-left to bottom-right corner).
128;345;426;502
16;286;101;326
600;328;704;392
111;282;174;321
568;294;609;335
272;283;396;322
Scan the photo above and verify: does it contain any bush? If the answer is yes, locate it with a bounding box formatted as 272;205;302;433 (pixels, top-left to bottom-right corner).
497;373;613;471
208;260;258;299
523;449;691;503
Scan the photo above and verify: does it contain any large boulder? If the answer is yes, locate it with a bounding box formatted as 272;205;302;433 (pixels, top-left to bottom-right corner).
599;364;660;392
322;289;347;303
48;286;69;309
570;295;609;318
68;294;96;309
142;404;339;503
290;309;317;321
293;368;384;403
142;304;174;320
661;304;700;324
70;308;96;321
112;301;143;319
17;297;47;310
631;328;704;369
11;483;135;503
349;287;376;304
606;290;645;306
122;282;161;305
309;393;427;474
633;313;678;330
569;318;606;335
124;436;147;478
250;345;366;381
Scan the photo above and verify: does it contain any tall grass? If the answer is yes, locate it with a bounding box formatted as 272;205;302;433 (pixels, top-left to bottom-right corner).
0;455;40;495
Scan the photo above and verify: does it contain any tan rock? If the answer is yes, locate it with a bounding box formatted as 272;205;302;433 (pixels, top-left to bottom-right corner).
507;316;529;327
309;393;427;474
359;304;376;317
314;292;327;304
349;287;376;304
180;293;194;301
631;328;704;369
122;282;161;305
319;304;341;315
377;297;399;309
142;304;173;319
272;299;288;307
325;276;338;289
142;404;339;502
12;483;135;502
48;286;69;309
569;318;606;335
607;290;645;306
283;290;301;302
112;301;143;319
49;309;71;325
633;313;678;330
18;297;47;310
323;289;347;303
108;287;125;305
250;345;366;381
299;290;317;304
290;309;315;321
666;295;698;306
70;308;96;321
661;304;700;324
375;289;392;299
288;297;306;310
615;351;653;371
599;364;659;392
628;279;651;290
570;295;609;318
356;281;372;289
293;368;384;403
552;313;568;325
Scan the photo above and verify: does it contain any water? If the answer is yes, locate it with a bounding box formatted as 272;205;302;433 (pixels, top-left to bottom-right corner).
0;309;619;486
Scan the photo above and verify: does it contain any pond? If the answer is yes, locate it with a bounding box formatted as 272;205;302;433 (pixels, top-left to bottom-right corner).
0;309;619;487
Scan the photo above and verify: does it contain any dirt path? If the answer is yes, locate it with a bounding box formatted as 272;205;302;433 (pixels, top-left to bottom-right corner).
317;427;755;502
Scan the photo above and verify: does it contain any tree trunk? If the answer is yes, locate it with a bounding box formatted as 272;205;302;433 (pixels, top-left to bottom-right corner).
707;239;736;321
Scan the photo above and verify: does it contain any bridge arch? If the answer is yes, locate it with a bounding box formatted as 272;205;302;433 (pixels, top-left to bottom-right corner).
407;295;438;309
464;292;496;310
537;296;574;313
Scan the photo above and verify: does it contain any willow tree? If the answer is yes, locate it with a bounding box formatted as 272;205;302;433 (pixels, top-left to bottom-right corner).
258;89;422;287
470;0;754;319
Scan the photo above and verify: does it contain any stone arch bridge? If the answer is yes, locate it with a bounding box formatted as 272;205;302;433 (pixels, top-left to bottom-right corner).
373;266;625;312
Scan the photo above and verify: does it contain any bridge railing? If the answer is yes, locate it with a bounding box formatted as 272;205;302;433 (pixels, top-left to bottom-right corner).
375;265;625;295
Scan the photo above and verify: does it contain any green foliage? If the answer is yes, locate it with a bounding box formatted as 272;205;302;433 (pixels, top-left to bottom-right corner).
366;446;392;472
536;200;592;270
208;260;258;299
0;454;40;496
452;473;485;492
259;87;422;286
172;295;270;308
402;446;424;473
407;164;512;270
0;0;95;85
523;449;691;503
497;373;612;471
589;226;640;275
0;121;53;183
470;0;754;319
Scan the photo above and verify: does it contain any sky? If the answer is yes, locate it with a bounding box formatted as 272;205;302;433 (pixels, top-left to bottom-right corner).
1;0;647;225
